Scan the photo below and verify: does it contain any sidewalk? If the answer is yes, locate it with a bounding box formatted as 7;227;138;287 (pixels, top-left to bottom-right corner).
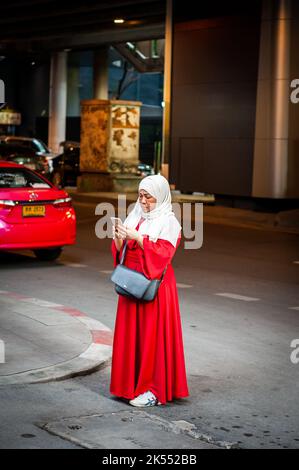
0;295;228;449
0;291;112;386
0;294;227;449
67;188;299;234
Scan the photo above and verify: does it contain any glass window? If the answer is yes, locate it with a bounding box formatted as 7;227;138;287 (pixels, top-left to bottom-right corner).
0;168;51;188
8;139;31;147
33;139;49;153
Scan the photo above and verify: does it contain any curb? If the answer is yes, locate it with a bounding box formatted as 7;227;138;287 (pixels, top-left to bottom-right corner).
67;189;299;235
67;189;215;205
0;291;113;386
202;214;299;234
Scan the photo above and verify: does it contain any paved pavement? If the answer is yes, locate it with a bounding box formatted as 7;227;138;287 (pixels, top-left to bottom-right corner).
0;187;299;448
0;288;224;449
38;410;223;449
0;290;112;386
1;190;298;389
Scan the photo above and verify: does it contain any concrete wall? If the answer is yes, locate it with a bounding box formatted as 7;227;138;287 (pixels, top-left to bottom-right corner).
170;15;261;196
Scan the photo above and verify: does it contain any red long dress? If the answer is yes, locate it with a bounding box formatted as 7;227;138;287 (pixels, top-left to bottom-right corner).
110;219;189;405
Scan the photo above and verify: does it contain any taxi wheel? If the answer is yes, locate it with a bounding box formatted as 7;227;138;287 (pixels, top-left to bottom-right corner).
33;248;62;261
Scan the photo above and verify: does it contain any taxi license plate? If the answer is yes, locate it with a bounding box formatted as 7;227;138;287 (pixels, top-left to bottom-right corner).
22;205;46;217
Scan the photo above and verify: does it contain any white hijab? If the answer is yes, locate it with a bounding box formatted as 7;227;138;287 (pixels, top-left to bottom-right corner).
123;174;182;247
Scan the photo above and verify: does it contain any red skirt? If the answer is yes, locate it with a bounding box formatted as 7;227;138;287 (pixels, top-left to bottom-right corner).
110;233;189;405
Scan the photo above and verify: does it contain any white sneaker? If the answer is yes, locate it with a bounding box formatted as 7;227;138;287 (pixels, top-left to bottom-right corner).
129;391;160;407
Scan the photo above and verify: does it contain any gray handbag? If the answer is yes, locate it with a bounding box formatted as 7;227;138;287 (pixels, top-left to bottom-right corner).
110;241;167;302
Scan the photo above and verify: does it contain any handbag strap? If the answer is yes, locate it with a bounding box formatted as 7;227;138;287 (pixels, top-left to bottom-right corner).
119;240;128;265
119;240;167;281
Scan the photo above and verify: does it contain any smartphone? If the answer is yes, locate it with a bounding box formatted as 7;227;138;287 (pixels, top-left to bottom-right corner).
110;217;123;227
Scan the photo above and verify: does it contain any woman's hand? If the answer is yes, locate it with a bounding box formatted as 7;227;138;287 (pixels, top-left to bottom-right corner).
116;225;138;241
112;225;124;239
116;225;144;248
112;225;124;252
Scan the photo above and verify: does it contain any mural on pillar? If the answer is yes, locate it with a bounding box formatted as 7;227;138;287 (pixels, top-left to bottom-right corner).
110;105;140;165
80;100;141;174
80;103;109;172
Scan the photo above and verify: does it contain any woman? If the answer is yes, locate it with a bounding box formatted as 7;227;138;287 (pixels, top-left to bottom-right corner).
110;174;189;407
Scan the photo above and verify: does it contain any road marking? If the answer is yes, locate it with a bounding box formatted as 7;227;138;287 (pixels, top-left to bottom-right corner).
215;293;260;302
55;306;86;317
91;330;113;346
77;317;111;332
63;263;88;268
100;270;113;274
0;290;113;385
0;291;27;300
21;298;64;308
79;343;111;360
289;306;299;311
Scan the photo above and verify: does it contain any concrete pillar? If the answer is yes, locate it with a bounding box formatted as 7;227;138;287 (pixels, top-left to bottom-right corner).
48;51;67;153
79;99;142;192
93;47;109;100
161;0;172;179
252;0;291;198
